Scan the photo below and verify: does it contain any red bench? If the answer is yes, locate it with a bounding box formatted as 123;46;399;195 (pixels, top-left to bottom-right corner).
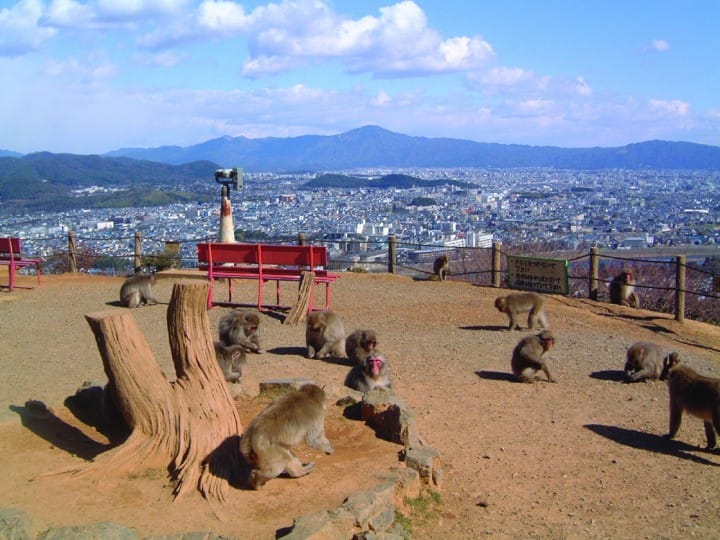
197;242;339;310
0;237;43;291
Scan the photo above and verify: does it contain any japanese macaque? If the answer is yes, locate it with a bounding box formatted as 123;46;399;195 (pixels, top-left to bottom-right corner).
433;254;450;281
609;268;640;308
660;353;720;450
494;292;549;331
218;309;263;353
624;341;670;382
344;353;392;392
119;269;158;308
345;329;379;365
305;310;346;359
511;330;557;383
240;383;333;489
214;341;247;383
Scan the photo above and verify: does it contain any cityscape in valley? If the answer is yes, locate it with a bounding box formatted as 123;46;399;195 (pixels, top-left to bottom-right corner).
1;165;718;272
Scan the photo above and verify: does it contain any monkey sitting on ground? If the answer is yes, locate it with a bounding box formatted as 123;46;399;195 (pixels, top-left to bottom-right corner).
433;254;450;281
609;268;640;308
345;329;379;365
240;383;334;489
494;292;549;331
511;330;557;383
119;268;158;308
214;341;247;383
624;341;673;382
218;309;263;353
660;353;720;450
344;353;392;392
306;310;346;359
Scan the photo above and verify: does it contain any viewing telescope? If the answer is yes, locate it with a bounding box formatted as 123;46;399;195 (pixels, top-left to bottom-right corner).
214;168;243;190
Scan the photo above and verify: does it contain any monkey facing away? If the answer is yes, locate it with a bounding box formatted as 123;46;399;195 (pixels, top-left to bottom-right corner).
433;254;450;281
624;341;671;382
609;268;640;308
344;353;392;392
660;353;720;450
218;309;263;353
305;310;346;359
345;329;379;365
495;292;549;331
119;269;158;308
240;383;334;489
511;330;557;383
213;341;247;383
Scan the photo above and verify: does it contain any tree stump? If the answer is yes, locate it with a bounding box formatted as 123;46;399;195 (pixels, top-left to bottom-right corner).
50;280;243;502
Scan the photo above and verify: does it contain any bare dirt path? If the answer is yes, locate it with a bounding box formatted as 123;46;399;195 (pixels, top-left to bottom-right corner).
1;271;720;538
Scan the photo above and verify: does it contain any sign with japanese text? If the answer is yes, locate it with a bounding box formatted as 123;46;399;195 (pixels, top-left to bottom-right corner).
507;255;568;295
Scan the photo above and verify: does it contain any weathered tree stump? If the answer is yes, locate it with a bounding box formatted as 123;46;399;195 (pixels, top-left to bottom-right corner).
49;280;243;502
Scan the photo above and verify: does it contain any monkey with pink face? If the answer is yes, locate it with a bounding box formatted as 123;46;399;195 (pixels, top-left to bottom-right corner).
344;353;392;392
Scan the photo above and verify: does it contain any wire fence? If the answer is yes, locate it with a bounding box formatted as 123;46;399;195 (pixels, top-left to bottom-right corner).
5;231;720;325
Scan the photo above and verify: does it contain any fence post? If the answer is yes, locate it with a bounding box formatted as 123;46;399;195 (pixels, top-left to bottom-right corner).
589;247;599;300
67;231;78;273
298;233;307;246
388;235;397;274
491;241;501;287
675;255;686;323
134;232;142;270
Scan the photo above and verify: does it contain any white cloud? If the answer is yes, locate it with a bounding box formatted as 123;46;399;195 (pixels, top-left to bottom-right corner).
649;98;689;116
651;39;670;52
0;0;57;56
42;53;118;83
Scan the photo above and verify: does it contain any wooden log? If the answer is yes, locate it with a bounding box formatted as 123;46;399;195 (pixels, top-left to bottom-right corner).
284;271;315;325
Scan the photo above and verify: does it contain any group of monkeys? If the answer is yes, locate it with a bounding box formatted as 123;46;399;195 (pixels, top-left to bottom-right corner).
493;272;720;454
210;307;392;488
118;264;720;488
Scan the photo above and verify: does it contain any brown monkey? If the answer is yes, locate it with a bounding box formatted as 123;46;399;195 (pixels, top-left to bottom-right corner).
660;353;720;449
119;268;158;308
433;254;450;281
214;341;247;383
345;329;379;365
305;309;346;359
609;268;640;308
344;353;392;392
624;341;671;382
240;383;333;489
511;330;556;383
218;309;262;353
494;292;549;331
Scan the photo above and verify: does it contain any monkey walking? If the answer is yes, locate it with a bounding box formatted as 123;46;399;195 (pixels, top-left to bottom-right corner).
218;309;263;353
344;353;392;392
609;268;640;308
306;310;346;359
345;329;379;365
624;341;672;382
240;384;334;489
119;268;158;308
511;330;557;383
433;254;450;281
213;341;247;383
494;292;549;331
660;353;720;450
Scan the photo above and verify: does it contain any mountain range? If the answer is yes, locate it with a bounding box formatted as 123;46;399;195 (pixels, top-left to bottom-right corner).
104;125;720;170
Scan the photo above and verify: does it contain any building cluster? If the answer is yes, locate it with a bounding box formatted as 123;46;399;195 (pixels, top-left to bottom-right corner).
1;167;718;271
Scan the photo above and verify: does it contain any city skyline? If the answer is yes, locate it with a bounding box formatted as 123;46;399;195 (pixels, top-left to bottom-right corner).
1;0;719;154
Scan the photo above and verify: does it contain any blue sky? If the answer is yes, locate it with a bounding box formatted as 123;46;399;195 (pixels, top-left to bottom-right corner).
1;0;718;154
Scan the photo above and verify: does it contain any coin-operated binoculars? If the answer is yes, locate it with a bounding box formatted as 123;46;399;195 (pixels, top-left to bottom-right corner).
214;168;243;243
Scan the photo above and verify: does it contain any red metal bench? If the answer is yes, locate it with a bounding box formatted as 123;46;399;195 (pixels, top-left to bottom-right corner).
0;237;43;291
197;242;339;310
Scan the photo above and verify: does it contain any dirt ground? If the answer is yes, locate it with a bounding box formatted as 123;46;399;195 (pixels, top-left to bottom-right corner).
2;270;720;539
